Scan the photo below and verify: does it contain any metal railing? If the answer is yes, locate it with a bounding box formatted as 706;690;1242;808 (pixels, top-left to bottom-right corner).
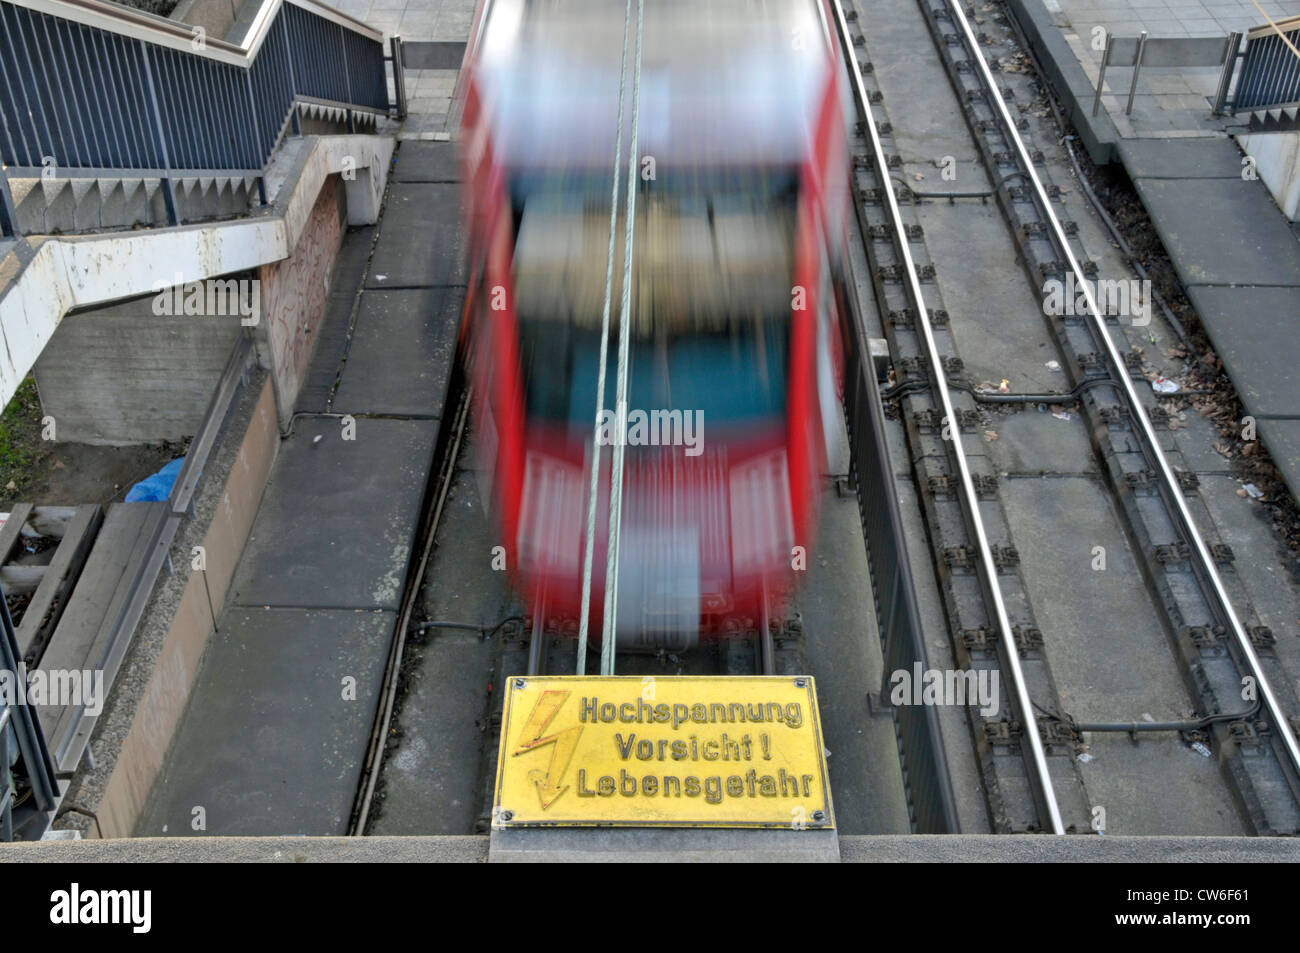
1233;16;1300;111
1089;33;1242;117
0;0;390;232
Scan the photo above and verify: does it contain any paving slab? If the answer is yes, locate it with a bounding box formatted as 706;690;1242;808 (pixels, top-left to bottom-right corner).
1185;285;1300;420
401;41;468;71
1117;136;1247;179
332;224;377;294
1258;418;1300;505
366;182;465;289
393;140;461;183
136;607;394;836
229;417;438;610
1133;176;1300;287
332;288;460;417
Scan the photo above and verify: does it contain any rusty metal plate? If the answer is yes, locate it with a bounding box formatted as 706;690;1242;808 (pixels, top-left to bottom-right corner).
492;676;833;829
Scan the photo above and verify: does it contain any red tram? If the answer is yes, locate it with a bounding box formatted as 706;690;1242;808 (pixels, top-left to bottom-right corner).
458;0;853;650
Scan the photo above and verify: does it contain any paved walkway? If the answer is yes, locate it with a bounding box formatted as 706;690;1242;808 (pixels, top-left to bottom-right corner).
1043;0;1300;136
337;0;478;136
138;143;465;836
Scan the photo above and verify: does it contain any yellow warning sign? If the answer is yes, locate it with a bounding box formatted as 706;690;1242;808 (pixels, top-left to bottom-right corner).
492;676;833;829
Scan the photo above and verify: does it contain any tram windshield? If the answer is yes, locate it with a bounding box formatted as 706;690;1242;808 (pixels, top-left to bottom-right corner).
511;167;796;432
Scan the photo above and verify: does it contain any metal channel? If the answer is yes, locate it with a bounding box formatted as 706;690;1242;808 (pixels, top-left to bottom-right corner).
942;0;1300;782
600;0;647;677
576;0;636;676
831;0;1065;834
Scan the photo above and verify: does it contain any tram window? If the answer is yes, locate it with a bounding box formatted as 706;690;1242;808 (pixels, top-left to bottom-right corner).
517;317;788;431
509;165;798;432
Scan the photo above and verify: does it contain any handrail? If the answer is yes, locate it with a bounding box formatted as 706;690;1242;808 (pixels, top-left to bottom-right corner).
1246;11;1300;46
7;0;382;63
1234;13;1300;111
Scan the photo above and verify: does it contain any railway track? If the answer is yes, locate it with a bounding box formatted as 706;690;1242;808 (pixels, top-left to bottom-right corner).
356;362;827;834
833;0;1300;833
356;0;1300;839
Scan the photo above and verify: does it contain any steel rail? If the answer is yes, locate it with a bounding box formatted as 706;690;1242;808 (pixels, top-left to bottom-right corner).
831;0;1066;833
942;0;1300;782
576;0;636;675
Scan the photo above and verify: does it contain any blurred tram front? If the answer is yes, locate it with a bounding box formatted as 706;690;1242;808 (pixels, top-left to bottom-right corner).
459;0;852;652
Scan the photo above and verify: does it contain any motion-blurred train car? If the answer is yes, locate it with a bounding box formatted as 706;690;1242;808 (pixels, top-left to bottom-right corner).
458;0;852;651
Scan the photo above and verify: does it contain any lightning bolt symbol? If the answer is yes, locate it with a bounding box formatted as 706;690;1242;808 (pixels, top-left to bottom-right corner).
512;689;583;809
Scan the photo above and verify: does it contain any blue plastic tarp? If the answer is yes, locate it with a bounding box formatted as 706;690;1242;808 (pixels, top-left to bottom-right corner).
125;457;184;502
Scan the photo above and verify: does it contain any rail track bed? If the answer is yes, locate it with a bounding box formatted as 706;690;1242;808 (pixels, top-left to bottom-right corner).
363;407;914;835
838;0;1300;833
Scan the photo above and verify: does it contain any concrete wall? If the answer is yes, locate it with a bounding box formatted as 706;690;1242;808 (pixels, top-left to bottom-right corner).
1237;131;1300;222
259;174;348;425
93;377;278;839
33;284;252;445
32;173;350;444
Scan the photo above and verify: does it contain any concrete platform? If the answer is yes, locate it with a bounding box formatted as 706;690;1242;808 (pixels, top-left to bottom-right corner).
294;226;376;415
1132;174;1300;287
1185;286;1300;420
331;290;459;417
1116;137;1248;179
136;609;395;836
392;141;462;183
228;417;438;611
366;182;466;289
137;141;466;837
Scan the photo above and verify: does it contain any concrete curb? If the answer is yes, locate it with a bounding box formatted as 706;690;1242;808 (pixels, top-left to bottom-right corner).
3;832;1299;862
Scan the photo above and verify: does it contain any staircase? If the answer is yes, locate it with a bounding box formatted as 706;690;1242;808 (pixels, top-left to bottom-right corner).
0;0;392;237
